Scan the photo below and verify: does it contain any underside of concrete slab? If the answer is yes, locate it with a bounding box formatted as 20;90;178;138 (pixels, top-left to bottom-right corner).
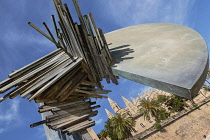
105;23;209;99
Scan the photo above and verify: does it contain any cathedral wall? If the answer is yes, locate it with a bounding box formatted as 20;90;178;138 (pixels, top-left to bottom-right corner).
145;102;210;140
132;116;155;135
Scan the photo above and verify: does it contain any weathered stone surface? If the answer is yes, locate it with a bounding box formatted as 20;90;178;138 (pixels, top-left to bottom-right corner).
105;23;209;99
145;101;210;140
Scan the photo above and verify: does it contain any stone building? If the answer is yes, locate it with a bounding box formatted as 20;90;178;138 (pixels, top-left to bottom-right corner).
105;89;171;135
104;88;210;140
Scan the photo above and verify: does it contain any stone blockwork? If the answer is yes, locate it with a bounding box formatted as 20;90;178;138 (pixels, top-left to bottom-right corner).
145;102;210;140
143;92;210;140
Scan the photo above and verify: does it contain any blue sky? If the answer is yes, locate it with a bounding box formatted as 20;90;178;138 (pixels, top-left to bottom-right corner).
0;0;210;139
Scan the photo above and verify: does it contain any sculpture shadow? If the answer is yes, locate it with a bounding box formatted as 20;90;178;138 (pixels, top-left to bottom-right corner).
109;44;134;66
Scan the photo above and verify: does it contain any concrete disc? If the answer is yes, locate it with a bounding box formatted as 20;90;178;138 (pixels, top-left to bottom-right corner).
105;23;209;99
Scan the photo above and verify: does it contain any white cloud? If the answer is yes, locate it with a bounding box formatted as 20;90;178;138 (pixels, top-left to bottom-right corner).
0;99;20;121
128;85;154;98
35;126;46;138
142;86;153;93
2;29;54;48
95;118;103;125
128;87;140;97
119;78;128;84
0;99;21;132
0;128;5;134
105;0;196;27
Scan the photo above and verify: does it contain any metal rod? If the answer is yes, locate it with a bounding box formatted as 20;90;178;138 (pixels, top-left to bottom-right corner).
43;22;57;46
51;15;59;40
28;22;56;44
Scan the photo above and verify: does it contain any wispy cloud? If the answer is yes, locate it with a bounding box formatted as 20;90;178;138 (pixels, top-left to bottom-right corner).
128;85;154;98
0;99;21;133
35;126;46;138
119;78;128;84
2;29;54;49
105;0;196;27
140;86;153;95
128;87;140;97
95;118;103;125
0;128;5;134
0;99;20;121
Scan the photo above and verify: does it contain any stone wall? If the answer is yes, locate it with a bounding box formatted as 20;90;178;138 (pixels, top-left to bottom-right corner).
127;93;210;140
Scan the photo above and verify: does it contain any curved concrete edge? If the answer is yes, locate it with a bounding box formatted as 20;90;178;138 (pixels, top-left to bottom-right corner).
190;58;209;99
112;58;208;100
107;23;209;99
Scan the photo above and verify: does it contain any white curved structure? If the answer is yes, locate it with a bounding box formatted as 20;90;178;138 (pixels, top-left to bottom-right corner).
106;23;209;99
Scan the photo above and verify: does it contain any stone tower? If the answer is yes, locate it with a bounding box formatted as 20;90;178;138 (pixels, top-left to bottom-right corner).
138;93;143;99
107;97;121;113
121;96;138;114
131;97;136;103
121;95;133;108
131;97;139;105
105;108;114;119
